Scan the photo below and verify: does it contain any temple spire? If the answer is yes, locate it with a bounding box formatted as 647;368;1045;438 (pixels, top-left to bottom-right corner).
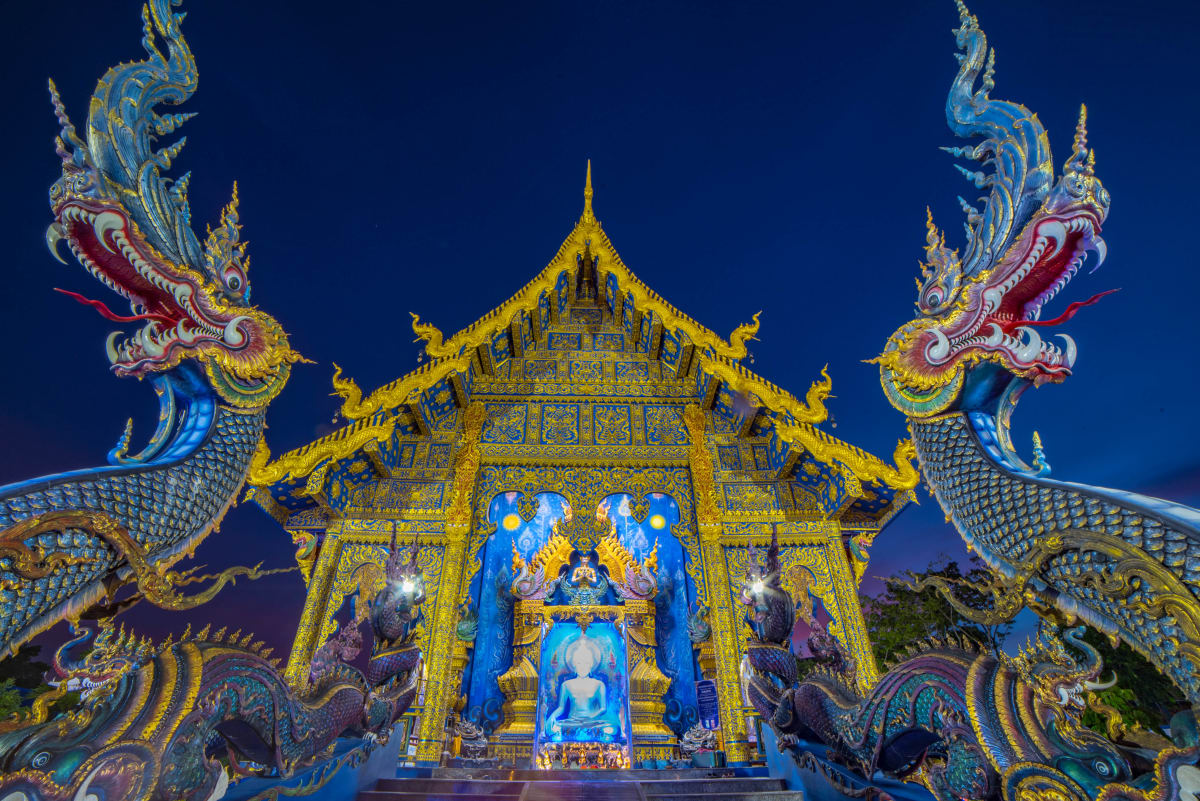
581;159;596;224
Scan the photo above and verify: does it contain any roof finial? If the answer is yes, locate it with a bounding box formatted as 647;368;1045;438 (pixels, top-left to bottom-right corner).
581;159;596;224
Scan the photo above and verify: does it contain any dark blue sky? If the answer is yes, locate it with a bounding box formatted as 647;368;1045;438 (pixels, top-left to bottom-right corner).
2;0;1198;656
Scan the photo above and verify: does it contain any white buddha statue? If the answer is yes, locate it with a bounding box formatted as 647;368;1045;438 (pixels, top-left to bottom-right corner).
546;635;619;739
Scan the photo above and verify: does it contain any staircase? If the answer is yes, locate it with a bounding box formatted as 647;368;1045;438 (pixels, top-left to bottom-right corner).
359;767;803;801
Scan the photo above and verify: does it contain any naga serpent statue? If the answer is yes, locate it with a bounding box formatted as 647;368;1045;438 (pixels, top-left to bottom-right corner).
0;0;302;656
737;533;1194;801
874;0;1200;712
0;534;427;801
742;4;1200;800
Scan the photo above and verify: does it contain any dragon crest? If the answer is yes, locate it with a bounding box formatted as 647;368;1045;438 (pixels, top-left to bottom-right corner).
46;1;301;405
876;2;1110;415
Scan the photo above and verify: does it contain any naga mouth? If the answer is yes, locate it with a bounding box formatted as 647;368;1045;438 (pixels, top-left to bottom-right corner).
928;212;1111;379
49;199;251;375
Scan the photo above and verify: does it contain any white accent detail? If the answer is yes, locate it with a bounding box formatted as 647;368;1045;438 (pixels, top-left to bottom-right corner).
106;331;121;365
222;316;250;347
1013;326;1043;363
205;768;230;801
1039;219;1068;260
90;211;124;253
1057;333;1077;368
1083;672;1118;691
72;765;103;801
46;222;68;264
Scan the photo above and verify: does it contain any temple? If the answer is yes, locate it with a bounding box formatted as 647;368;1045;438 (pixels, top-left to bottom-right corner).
248;164;916;766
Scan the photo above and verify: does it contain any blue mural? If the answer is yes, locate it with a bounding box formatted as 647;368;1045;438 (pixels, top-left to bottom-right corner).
598;492;699;733
465;490;570;730
535;621;629;748
464;489;699;737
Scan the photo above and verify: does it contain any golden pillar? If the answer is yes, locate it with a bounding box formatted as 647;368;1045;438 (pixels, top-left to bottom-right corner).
284;523;343;689
699;526;750;762
683;405;750;763
414;524;469;761
626;598;676;754
414;403;485;762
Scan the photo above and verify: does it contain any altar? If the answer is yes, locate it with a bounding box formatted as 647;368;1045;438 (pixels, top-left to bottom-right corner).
491;514;675;766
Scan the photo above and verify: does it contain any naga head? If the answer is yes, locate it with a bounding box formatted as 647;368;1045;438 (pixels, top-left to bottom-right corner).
738;531;794;645
1007;625;1131;791
46;0;299;408
369;535;427;644
876;3;1110;419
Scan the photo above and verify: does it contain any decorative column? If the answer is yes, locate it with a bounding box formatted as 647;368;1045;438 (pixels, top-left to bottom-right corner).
414;404;486;763
284;522;343;689
682;405;750;763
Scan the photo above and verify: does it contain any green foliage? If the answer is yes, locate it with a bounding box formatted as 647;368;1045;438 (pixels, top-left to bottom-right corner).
46;688;81;716
863;555;1011;666
0;678;21;719
0;645;51;689
1078;627;1185;736
0;644;83;720
867;555;1186;738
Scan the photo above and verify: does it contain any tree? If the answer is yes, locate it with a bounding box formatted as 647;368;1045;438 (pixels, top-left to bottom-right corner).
0;645;51;689
0;679;21;720
1078;627;1185;737
863;554;1012;667
866;556;1186;738
0;644;80;721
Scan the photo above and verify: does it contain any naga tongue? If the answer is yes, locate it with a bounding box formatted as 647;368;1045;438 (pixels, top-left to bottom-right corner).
54;288;173;325
1002;289;1119;332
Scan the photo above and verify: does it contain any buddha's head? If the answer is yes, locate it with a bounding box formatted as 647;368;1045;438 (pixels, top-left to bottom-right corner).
567;635;602;677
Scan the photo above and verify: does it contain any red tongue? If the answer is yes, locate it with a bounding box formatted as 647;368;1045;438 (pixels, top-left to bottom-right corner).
54;288;173;325
1000;289;1119;332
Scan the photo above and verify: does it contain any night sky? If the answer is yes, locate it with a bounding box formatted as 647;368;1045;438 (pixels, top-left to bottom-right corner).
1;0;1197;660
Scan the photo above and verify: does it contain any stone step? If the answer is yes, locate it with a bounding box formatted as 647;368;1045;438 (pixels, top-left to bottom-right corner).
522;782;643;801
360;769;801;801
419;768;766;781
376;779;523;795
361;794;519;801
641;777;787;794
642;795;803;801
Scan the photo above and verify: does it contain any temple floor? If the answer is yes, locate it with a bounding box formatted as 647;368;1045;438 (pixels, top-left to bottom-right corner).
360;767;805;800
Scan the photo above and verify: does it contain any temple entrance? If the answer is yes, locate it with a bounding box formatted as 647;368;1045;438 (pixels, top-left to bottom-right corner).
464;488;692;765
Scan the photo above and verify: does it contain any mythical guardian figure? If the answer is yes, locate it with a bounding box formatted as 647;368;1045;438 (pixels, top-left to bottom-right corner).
874;0;1200;714
740;4;1200;800
735;532;1186;801
0;0;302;656
0;535;426;801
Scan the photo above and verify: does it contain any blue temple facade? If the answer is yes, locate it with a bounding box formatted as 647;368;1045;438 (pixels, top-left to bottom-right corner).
248;165;916;765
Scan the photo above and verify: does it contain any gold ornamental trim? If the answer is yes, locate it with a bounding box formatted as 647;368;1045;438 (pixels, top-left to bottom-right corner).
247;418;396;486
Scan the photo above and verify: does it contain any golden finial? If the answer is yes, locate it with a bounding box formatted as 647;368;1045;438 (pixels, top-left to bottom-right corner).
581;159;596;224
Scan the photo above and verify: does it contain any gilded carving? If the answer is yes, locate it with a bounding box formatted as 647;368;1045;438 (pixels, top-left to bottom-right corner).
261;177;904;767
541;404;580;445
593;404;632;445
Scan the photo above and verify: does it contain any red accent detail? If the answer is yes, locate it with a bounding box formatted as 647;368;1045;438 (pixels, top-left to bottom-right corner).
54;288;174;325
999;289;1119;333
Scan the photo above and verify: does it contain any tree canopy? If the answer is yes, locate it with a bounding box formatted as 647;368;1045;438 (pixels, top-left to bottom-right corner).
863;555;1186;736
